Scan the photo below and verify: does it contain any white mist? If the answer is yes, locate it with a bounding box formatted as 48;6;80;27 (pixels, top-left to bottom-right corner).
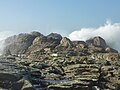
69;21;120;52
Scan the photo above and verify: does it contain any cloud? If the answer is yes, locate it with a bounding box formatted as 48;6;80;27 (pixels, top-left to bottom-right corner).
68;20;120;51
0;31;16;41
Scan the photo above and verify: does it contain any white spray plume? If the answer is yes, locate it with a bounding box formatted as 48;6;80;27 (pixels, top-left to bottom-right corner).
69;20;120;51
0;31;16;55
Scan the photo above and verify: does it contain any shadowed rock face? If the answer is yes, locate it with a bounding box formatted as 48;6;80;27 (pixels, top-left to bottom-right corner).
86;36;107;48
0;73;19;89
105;47;118;53
0;73;18;81
60;37;73;48
0;73;35;90
72;41;86;47
26;33;62;56
3;32;43;55
55;37;73;51
86;36;118;53
47;33;62;40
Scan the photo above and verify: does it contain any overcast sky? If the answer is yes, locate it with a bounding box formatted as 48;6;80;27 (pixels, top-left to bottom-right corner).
0;0;120;36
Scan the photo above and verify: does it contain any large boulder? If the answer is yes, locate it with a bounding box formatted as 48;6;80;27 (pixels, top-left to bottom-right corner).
105;47;118;53
60;37;73;48
30;33;62;49
30;31;44;37
86;36;107;48
86;36;118;53
26;33;62;57
3;32;42;55
55;37;73;52
47;33;62;40
32;36;46;45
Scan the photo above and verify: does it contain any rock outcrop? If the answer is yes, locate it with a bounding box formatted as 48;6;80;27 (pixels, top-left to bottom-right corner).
86;36;118;54
105;47;118;53
60;37;73;48
47;33;62;40
2;32;118;57
86;36;107;48
26;33;62;58
3;31;42;55
55;37;73;51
